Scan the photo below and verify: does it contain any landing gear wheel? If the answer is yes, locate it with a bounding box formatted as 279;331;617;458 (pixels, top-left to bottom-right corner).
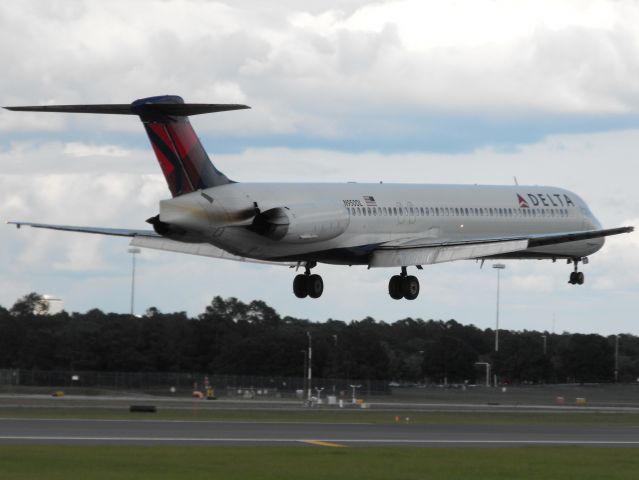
388;275;403;300
568;271;578;285
308;274;324;298
568;264;585;286
402;275;420;300
293;274;308;298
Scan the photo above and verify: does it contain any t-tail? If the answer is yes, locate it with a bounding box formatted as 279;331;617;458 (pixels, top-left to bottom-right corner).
4;95;249;197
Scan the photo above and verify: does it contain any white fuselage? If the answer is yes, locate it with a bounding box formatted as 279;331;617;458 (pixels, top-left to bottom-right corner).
159;183;604;265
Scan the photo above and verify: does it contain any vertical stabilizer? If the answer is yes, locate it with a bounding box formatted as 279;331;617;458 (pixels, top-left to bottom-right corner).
131;95;231;197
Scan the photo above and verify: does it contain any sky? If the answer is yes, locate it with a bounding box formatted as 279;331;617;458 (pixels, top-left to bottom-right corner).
1;0;638;335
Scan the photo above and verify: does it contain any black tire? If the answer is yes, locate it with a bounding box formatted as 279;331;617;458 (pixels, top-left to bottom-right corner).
308;274;324;298
388;275;403;300
576;272;585;285
568;272;577;284
402;275;420;300
293;274;308;298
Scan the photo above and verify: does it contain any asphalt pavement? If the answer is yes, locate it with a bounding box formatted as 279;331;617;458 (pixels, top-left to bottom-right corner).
1;418;638;447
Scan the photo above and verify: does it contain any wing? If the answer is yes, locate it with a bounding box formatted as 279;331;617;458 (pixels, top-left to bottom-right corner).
130;236;296;266
369;226;634;268
7;221;158;237
7;221;295;267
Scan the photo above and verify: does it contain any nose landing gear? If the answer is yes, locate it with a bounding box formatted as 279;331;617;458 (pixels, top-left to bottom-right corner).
293;262;324;299
388;267;420;300
568;258;586;285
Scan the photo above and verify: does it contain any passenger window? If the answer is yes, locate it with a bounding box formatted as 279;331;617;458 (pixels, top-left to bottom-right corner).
420;207;424;216
399;208;403;216
465;208;469;216
357;207;361;215
409;207;414;215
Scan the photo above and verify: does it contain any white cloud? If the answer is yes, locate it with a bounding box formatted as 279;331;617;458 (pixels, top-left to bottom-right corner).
2;0;639;140
0;0;637;335
63;142;129;158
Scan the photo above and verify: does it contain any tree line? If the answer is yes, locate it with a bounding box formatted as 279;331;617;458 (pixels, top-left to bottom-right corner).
0;293;637;384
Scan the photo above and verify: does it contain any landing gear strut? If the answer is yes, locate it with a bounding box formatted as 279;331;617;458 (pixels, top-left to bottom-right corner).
568;258;585;285
388;266;420;300
293;262;324;299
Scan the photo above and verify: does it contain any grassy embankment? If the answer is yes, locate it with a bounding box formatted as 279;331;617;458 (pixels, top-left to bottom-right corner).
1;445;638;480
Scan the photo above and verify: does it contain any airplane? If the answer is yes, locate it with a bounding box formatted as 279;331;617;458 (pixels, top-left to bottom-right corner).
4;95;634;300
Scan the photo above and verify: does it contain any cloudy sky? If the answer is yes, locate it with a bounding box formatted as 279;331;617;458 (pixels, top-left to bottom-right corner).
1;0;638;334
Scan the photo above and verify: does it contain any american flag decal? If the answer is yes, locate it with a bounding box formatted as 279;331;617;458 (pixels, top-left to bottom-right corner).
363;195;377;207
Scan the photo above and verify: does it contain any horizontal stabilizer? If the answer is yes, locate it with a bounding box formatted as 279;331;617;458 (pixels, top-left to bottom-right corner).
4;103;250;116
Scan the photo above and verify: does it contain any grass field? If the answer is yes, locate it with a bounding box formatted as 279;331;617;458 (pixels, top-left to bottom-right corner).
0;445;638;480
2;405;639;427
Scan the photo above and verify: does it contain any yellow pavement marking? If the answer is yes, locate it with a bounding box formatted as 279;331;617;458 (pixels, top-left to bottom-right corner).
301;439;347;448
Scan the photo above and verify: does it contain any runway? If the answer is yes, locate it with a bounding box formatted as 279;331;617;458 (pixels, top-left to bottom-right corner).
1;418;638;447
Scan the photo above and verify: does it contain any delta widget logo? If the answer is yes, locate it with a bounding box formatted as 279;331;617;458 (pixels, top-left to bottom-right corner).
516;193;575;208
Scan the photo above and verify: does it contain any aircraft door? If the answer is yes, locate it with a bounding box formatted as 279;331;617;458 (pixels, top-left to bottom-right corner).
396;202;405;225
407;201;416;224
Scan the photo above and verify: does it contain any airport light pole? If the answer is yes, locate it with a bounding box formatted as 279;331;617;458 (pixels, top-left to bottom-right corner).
128;247;141;316
493;264;506;352
307;331;312;402
301;350;307;397
350;384;361;404
474;362;491;388
614;335;619;383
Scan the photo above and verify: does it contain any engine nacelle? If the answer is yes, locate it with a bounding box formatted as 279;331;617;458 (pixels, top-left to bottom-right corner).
250;203;350;243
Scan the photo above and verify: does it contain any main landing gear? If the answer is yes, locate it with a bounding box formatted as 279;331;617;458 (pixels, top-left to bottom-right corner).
388;267;420;300
568;257;586;285
293;262;324;299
